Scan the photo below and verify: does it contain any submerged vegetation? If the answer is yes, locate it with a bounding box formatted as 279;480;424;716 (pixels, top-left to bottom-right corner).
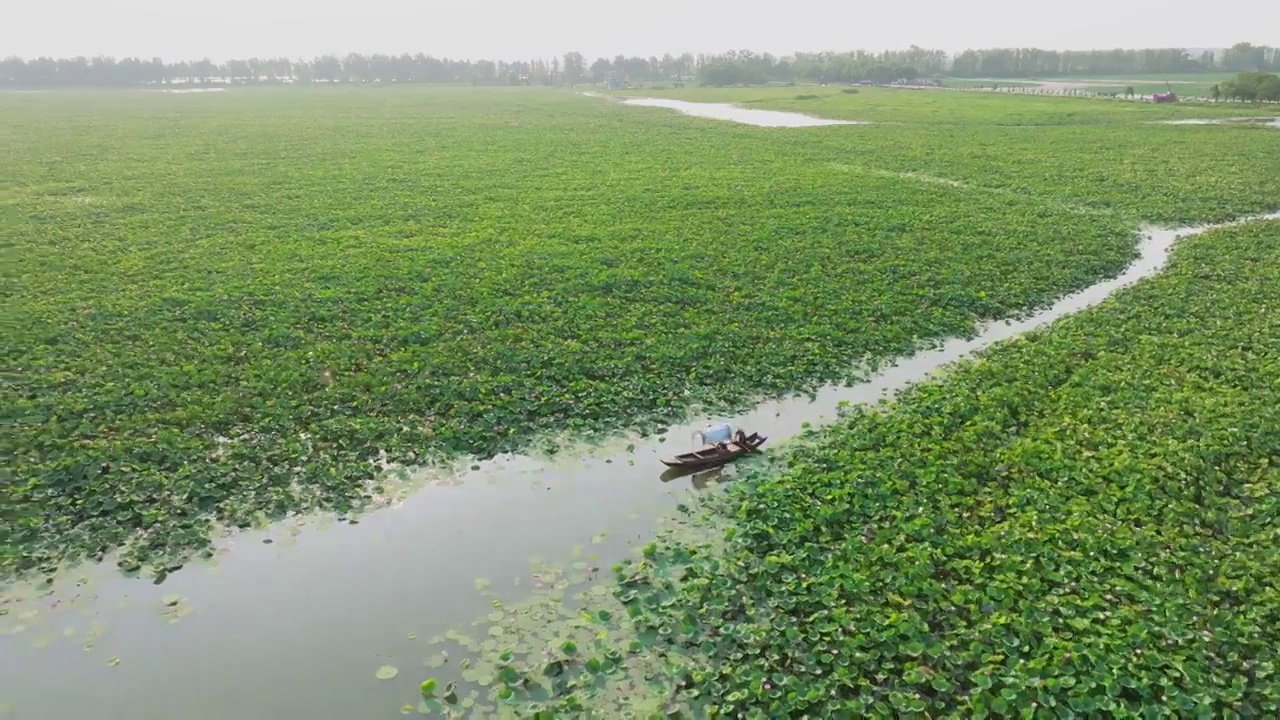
428;220;1280;716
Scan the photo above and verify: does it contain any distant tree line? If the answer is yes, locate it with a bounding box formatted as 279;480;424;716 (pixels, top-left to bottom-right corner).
2;42;1276;88
949;43;1277;77
0;52;696;87
695;47;948;86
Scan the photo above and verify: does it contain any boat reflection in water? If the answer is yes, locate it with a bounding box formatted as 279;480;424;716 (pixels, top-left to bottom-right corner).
660;464;732;489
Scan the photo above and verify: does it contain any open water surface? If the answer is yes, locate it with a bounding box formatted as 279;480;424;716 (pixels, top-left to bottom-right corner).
1161;116;1280;127
620;97;860;127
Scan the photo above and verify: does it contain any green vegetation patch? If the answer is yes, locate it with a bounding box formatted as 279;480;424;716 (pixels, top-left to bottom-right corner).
619;87;1280;224
2;88;1131;576
411;555;670;716
618;84;1274;126
495;220;1280;715
5;88;1278;577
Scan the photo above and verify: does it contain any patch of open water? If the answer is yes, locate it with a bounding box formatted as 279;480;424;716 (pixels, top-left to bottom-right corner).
1161;116;1280;127
620;97;860;127
156;87;228;94
3;211;1278;719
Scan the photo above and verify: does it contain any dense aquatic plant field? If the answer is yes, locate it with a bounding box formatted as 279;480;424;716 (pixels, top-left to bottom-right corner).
475;220;1279;716
617;84;1270;125
618;84;1264;124
615;87;1280;225
5;87;1279;577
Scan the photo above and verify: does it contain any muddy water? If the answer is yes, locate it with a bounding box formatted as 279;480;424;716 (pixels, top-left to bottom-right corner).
621;97;860;127
3;212;1278;720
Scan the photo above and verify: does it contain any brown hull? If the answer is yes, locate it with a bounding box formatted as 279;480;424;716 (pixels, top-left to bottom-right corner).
660;432;767;470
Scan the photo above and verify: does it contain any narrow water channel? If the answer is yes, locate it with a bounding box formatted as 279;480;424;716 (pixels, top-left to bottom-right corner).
3;211;1277;719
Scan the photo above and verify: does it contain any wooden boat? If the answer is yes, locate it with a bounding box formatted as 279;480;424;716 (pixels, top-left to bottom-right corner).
660;432;767;470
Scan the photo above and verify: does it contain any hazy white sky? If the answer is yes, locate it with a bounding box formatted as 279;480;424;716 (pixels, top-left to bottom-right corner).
5;0;1278;62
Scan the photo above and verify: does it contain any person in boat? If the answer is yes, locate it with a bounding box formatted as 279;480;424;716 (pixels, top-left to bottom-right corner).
695;423;751;451
696;422;734;450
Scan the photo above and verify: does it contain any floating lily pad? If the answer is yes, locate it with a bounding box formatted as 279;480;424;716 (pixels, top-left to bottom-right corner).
375;665;399;680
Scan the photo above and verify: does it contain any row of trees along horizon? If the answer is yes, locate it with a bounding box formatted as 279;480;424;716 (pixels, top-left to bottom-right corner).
2;42;1276;88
